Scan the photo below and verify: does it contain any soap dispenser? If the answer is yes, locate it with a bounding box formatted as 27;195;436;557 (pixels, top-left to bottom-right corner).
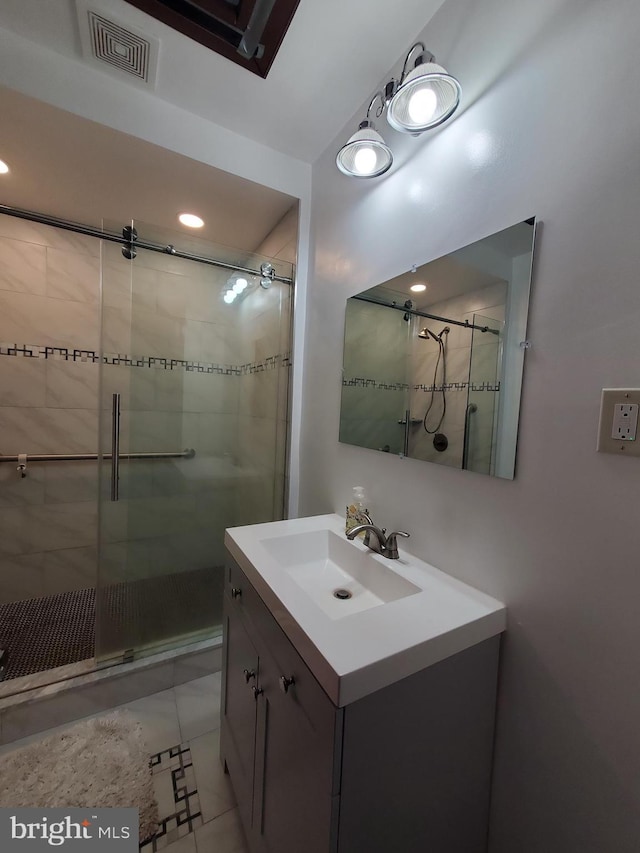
346;486;369;536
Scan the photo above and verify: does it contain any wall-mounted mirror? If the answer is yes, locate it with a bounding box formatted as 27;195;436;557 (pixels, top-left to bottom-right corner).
340;219;537;478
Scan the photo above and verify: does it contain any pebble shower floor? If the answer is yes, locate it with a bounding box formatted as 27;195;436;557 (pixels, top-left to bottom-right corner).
0;568;221;682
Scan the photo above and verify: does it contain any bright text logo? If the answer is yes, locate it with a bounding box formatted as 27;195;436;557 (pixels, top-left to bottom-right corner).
0;808;138;851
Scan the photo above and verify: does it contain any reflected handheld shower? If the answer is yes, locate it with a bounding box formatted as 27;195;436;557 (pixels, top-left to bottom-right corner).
419;326;450;435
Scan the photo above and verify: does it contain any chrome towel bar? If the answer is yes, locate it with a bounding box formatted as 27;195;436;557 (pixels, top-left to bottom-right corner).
0;449;196;463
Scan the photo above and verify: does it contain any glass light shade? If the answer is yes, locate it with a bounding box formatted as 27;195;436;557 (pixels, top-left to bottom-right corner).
336;123;393;178
387;62;461;133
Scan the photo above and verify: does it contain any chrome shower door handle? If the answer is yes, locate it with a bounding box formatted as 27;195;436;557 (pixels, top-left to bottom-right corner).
110;393;120;502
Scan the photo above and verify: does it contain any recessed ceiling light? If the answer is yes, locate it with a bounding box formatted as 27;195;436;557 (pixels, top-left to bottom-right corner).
178;213;204;228
0;160;9;174
410;283;427;292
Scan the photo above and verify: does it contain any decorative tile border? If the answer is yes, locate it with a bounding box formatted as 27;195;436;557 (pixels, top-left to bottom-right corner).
343;377;500;392
142;743;202;851
0;342;291;376
413;380;501;393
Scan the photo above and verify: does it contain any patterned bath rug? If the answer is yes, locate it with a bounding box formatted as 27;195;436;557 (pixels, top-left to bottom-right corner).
0;711;158;842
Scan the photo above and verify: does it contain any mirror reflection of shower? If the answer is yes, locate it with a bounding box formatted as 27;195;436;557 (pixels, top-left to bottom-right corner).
339;219;536;478
418;325;450;446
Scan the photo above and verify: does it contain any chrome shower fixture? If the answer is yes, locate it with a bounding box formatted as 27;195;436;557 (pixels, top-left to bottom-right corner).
336;42;461;178
419;325;450;342
260;262;275;289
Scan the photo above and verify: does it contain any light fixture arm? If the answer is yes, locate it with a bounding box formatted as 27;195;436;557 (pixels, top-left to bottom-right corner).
335;39;461;177
366;90;386;120
384;43;437;104
399;42;432;83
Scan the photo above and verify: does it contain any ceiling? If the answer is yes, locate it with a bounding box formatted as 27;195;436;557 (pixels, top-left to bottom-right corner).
372;257;503;312
364;220;535;309
0;84;296;253
0;0;448;162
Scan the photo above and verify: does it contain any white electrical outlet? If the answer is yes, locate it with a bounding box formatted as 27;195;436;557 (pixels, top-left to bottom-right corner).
597;389;640;457
611;403;638;440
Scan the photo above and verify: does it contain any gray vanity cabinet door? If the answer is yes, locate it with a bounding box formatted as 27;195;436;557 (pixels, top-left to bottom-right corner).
253;637;339;853
221;601;260;834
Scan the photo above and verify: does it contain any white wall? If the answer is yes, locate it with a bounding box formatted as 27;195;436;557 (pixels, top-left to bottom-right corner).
300;0;640;849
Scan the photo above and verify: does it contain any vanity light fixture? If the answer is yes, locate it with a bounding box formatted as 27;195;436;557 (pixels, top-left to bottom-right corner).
336;42;461;178
386;43;461;134
178;212;204;228
336;92;393;178
0;159;9;174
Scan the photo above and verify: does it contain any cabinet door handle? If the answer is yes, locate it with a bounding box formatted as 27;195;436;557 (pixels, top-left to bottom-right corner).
280;675;295;694
252;686;264;699
231;587;242;599
243;668;256;683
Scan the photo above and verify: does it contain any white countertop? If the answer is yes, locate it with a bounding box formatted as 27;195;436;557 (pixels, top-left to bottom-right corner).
225;513;506;707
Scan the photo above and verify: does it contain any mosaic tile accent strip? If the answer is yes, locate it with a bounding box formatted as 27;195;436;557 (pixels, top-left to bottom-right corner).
413;380;501;392
142;744;202;851
0;342;291;376
343;377;500;392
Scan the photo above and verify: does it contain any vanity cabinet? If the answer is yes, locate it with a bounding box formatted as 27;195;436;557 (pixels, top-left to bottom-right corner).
221;554;501;853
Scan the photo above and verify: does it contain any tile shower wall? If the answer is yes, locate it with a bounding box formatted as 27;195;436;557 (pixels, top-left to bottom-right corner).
0;211;294;614
101;242;242;591
99;219;294;597
340;299;409;454
409;280;506;468
0;214;100;603
235;206;297;524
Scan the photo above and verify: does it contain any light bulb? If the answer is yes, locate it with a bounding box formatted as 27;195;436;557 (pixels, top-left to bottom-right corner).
408;88;438;124
353;146;377;175
223;291;236;304
232;277;248;293
0;160;9;174
178;213;204;228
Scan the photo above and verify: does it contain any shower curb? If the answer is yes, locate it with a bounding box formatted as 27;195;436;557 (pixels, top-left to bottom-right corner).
0;636;222;747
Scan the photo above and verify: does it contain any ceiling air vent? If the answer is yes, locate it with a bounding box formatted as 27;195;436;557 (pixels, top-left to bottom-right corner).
76;1;159;88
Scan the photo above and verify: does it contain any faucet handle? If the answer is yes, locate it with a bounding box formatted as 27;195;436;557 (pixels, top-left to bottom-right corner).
384;531;410;560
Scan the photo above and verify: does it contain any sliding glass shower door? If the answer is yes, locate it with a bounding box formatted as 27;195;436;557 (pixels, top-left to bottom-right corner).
96;221;293;664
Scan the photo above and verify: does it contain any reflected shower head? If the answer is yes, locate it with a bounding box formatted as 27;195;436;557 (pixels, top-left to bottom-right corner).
418;325;450;341
418;326;436;340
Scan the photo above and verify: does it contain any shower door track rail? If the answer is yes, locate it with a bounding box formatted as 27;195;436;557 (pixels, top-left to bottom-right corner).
0;203;294;284
0;449;196;463
352;294;500;335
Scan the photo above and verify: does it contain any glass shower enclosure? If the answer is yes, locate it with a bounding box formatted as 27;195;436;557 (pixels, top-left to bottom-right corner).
0;207;293;689
97;221;293;665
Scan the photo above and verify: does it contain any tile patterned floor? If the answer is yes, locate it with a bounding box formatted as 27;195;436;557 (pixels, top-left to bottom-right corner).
0;673;249;853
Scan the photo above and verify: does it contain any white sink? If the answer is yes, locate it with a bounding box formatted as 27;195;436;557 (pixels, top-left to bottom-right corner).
225;514;506;706
261;529;420;619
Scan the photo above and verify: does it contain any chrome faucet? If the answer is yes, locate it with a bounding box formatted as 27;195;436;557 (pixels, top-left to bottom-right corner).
346;524;410;560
